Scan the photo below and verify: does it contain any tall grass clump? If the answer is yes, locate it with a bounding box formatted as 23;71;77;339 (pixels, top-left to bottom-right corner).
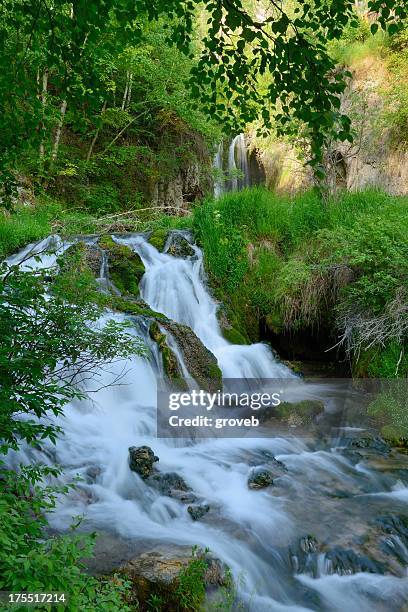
0;200;63;259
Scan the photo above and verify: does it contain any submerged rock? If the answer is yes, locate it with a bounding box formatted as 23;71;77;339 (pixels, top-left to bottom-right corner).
99;235;145;297
290;535;386;577
376;514;408;568
350;434;391;454
170;490;197;504
146;471;191;498
275;400;324;426
259;451;287;472
324;547;386;575
129;446;159;479
163;321;222;392
187;504;210;521
247;467;274;490
120;545;227;610
85;465;102;483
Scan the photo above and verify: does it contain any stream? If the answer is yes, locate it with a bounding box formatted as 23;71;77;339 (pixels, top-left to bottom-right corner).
6;233;408;611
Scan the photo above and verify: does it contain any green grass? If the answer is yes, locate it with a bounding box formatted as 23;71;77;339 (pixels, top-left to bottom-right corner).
0;200;62;259
327;18;387;65
0;195;191;261
0;198;106;259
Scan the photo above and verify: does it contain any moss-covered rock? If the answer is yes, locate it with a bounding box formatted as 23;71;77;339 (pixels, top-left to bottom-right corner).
247;468;274;490
148;229;169;252
264;312;284;335
129;446;159;479
162;322;222;392
60;241;102;276
275;400;324;426
120;546;227;612
55;241;103;305
149;321;186;387
99;235;145;297
216;305;250;345
222;326;249;345
110;295;169;322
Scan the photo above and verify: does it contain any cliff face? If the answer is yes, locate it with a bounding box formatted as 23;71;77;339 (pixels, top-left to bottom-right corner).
151;160;212;211
256;54;408;196
333;56;408;195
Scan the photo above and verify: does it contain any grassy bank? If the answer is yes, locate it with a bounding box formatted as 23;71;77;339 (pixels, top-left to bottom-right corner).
193;187;408;379
0;196;192;260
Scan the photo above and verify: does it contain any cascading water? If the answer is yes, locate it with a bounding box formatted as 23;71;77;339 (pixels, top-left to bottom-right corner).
213;134;251;196
7;234;408;611
228;134;250;192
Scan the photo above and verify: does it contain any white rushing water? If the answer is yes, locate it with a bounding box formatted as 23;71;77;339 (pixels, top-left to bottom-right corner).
228;134;250;192
7;234;408;611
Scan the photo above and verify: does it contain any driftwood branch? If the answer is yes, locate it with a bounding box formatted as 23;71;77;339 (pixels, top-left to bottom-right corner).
99;206;192;220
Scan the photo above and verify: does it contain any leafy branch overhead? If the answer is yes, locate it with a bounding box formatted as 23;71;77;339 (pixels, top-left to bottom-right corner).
137;0;407;168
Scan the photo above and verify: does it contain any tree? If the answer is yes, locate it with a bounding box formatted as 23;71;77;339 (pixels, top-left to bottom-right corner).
0;0;141;203
0;251;143;608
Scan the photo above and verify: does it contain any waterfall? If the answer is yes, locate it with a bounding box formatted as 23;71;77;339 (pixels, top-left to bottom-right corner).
228;134;250;191
7;234;408;611
213;134;250;196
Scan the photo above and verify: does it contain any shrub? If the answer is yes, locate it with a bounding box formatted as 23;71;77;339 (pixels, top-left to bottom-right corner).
194;187;407;374
176;547;209;611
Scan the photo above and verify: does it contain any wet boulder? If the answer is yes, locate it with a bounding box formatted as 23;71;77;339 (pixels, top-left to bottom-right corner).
247;467;274;490
146;471;191;499
129;446;159;479
187;504;210;521
166;233;195;258
289;535;320;575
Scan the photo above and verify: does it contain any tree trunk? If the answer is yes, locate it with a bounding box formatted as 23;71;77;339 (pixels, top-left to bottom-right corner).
126;73;133;108
39;69;48;159
86;100;107;161
121;71;130;110
51;99;67;162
